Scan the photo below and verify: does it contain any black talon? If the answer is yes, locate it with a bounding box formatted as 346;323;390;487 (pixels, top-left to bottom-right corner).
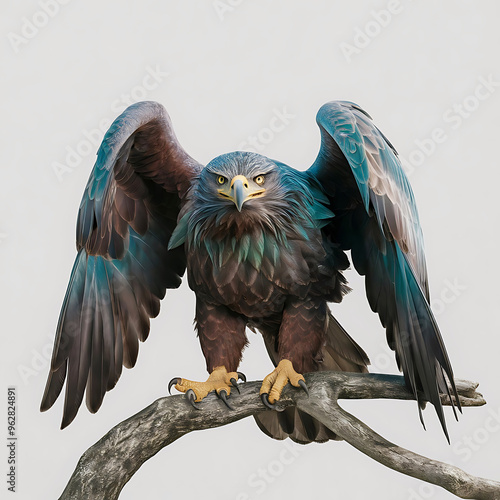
298;379;309;397
261;393;276;410
237;371;246;383
218;390;234;410
185;389;201;410
168;377;180;395
230;378;240;394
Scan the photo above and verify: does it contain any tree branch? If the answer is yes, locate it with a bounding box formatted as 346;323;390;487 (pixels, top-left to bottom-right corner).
58;373;498;500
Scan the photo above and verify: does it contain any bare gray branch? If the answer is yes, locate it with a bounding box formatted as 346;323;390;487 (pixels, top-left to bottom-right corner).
59;372;497;500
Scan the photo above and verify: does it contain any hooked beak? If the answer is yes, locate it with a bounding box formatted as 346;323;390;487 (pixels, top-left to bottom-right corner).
219;175;265;212
232;177;247;212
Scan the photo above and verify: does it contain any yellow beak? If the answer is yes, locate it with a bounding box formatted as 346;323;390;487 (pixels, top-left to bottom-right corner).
218;175;265;211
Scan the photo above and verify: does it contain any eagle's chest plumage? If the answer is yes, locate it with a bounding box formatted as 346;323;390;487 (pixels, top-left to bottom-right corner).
186;226;328;318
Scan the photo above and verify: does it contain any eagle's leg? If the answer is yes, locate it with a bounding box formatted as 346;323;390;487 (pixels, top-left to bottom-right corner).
260;298;325;407
169;300;248;408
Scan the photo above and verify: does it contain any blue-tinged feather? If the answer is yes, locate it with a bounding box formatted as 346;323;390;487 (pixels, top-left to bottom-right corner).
263;233;279;266
89;176;99;200
192;220;204;249
293;223;310;241
238;234;251;263
168;213;190;250
247;245;263;270
255;231;265;257
311;201;335;223
315;104;371;211
204;239;216;264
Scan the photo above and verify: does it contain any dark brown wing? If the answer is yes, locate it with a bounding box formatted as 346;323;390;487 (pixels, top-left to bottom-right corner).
307;101;460;440
41;101;202;428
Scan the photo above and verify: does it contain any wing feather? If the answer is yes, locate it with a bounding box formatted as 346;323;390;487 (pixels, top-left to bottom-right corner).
308;101;460;438
41;102;202;427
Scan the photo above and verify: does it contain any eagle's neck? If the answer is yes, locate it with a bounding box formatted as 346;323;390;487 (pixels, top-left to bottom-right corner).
199;224;284;270
168;181;334;261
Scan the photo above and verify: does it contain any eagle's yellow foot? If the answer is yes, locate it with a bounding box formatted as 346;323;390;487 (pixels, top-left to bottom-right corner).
260;359;309;409
168;366;246;410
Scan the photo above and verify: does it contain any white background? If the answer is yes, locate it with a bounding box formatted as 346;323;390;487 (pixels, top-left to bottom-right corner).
2;1;499;499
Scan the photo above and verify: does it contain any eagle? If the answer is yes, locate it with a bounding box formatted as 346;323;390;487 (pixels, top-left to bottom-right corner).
41;100;460;442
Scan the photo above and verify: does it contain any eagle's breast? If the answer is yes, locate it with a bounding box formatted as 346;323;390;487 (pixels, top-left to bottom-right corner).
186;222;330;318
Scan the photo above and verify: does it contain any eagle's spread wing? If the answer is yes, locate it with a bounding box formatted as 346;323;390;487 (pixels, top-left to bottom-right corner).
41;101;202;428
308;101;460;438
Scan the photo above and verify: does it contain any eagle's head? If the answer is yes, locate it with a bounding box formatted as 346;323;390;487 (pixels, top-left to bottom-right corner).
201;151;282;213
168;151;330;249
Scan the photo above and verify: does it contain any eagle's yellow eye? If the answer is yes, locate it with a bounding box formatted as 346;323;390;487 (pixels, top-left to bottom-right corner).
217;175;226;185
254;175;265;185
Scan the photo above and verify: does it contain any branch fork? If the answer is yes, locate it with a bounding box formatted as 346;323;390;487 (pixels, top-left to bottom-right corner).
59;372;499;500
